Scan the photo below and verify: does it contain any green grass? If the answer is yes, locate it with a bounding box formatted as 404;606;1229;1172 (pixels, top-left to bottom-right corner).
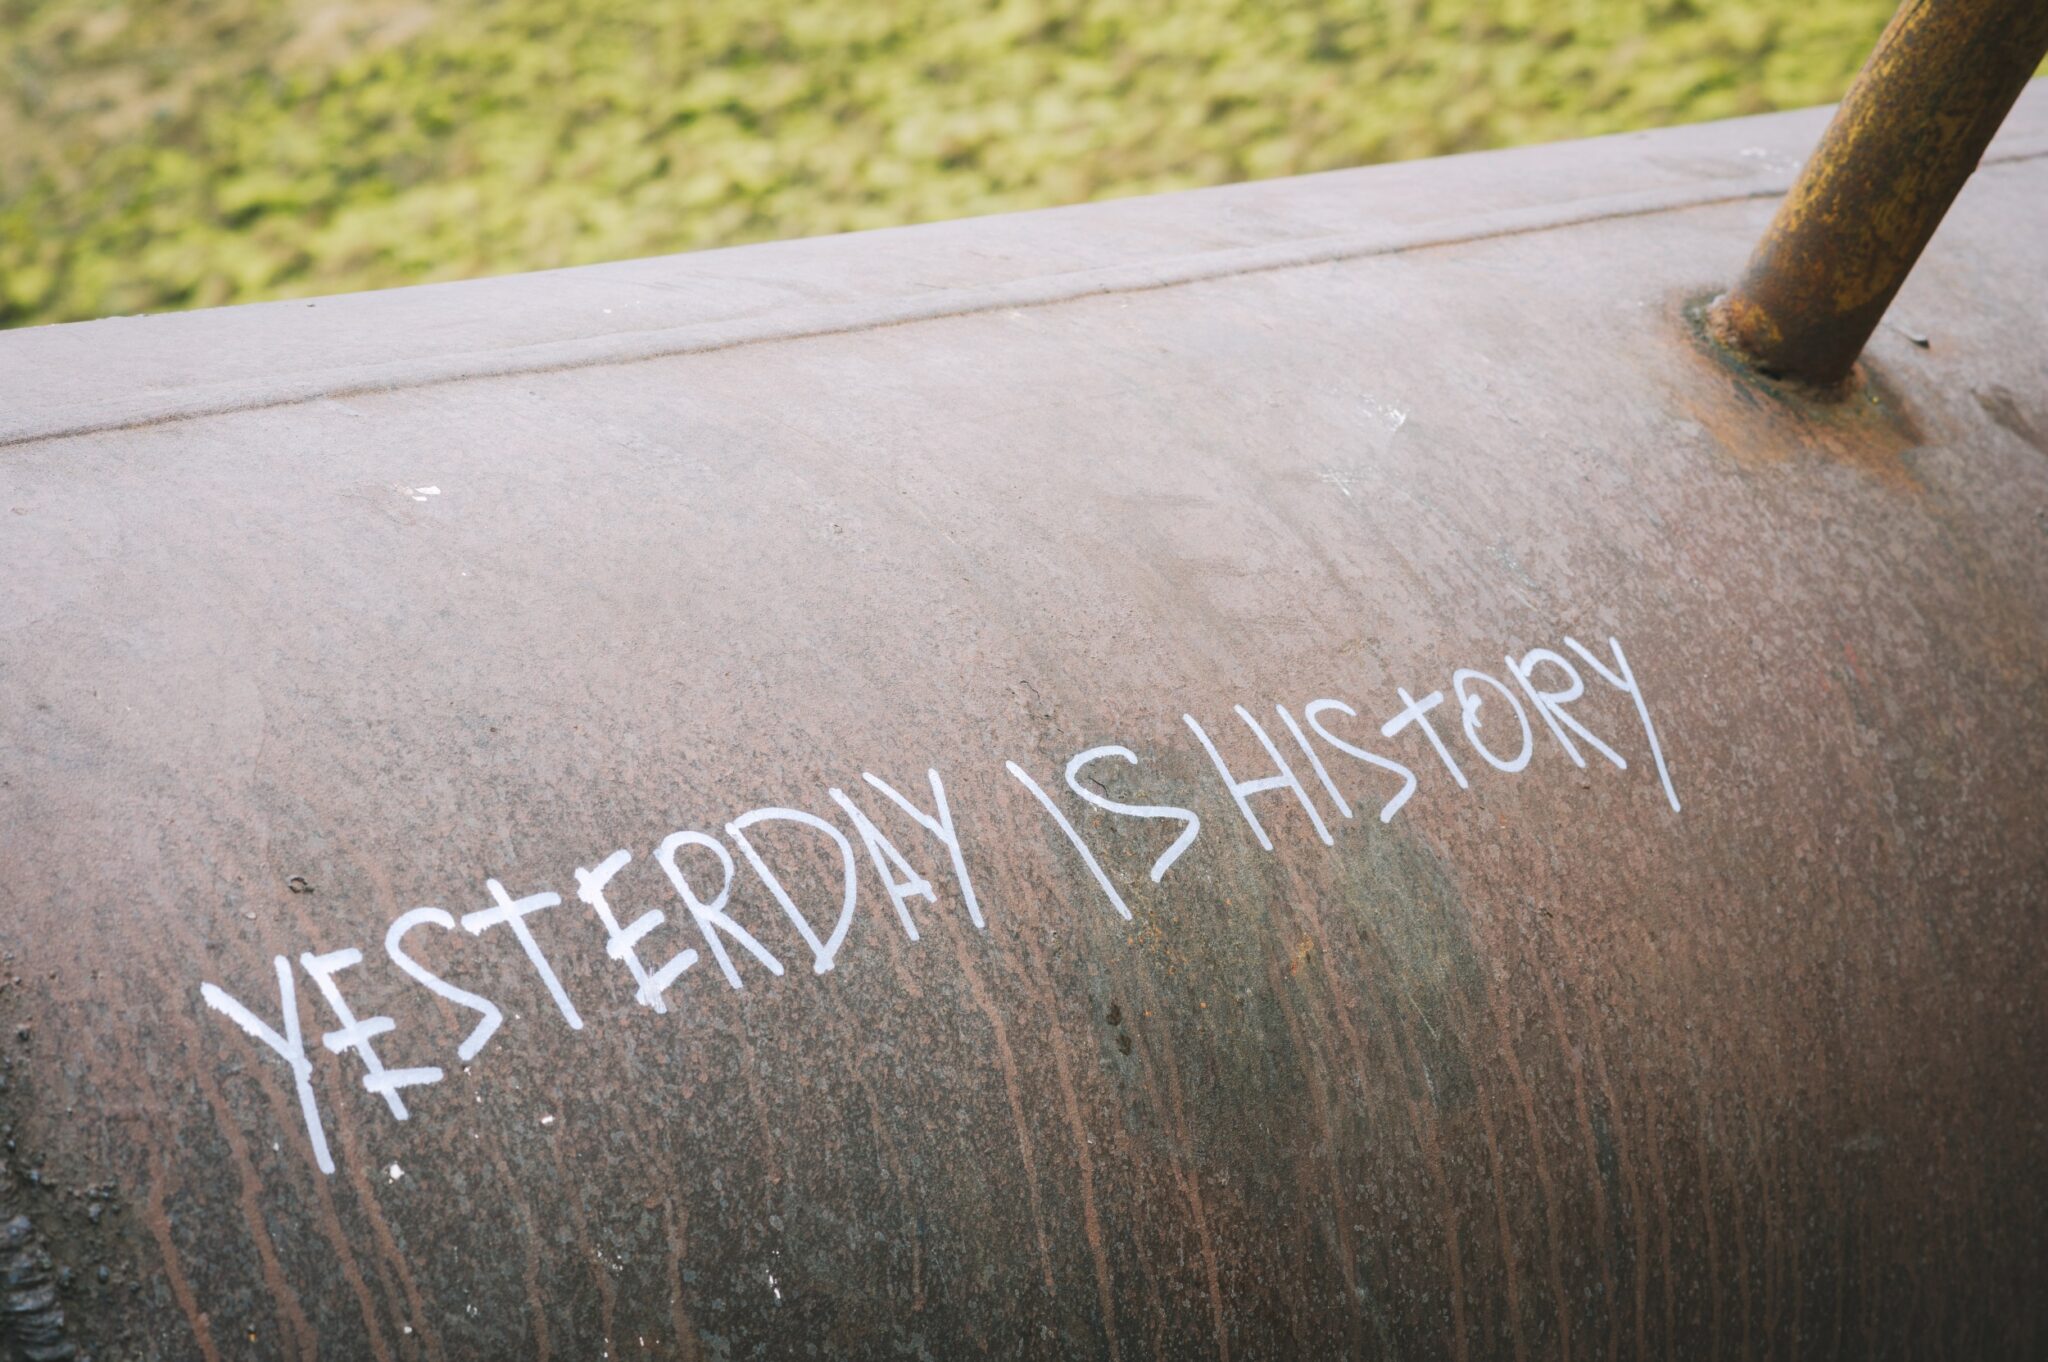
1;0;1902;328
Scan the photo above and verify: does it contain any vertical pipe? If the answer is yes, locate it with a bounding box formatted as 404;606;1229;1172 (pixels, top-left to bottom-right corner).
1708;0;2048;387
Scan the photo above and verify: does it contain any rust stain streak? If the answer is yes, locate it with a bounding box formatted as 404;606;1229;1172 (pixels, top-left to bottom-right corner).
319;1101;420;1361
152;827;394;1361
476;1133;554;1362
549;1100;620;1347
1337;917;1471;1358
988;822;1124;1359
1366;954;1474;1362
1525;938;1620;1360
1749;1103;1781;1360
1727;1109;1755;1362
818;983;928;1311
1484;970;1574;1357
661;1196;705;1362
1614;919;1681;1362
1472;1068;1532;1362
1037;990;1120;1360
1828;1160;1847;1359
1011;934;1122;1360
1575;1006;1650;1360
139;1146;223;1362
1152;1028;1230;1362
1258;948;1367;1336
322;821;450;1362
185;1053;319;1358
1695;1096;1724;1359
604;1087;703;1357
944;924;1057;1295
265;1094;395;1360
1636;1063;1679;1361
730;1019;786;1191
1261;859;1388;1327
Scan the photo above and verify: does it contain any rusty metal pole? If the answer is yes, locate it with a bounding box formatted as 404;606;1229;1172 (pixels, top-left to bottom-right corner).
1709;0;2048;387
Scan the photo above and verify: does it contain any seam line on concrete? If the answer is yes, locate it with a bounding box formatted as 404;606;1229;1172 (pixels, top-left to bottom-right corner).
5;135;2044;450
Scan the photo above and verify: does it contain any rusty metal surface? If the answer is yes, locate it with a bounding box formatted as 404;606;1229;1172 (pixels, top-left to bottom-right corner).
3;93;2048;1360
1709;0;2048;387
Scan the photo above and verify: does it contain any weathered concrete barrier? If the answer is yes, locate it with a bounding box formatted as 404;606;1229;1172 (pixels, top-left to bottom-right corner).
3;86;2047;1359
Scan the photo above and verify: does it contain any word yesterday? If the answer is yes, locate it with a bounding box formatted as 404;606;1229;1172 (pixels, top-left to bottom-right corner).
202;633;1678;1176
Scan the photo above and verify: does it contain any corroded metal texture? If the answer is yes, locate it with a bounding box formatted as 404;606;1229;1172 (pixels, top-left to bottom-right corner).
1;1163;75;1361
4;93;2048;1359
1710;0;2048;387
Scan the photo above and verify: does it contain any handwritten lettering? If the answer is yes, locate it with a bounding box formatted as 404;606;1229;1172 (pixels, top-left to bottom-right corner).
198;626;1682;1174
575;850;699;1014
655;830;784;991
1064;745;1201;884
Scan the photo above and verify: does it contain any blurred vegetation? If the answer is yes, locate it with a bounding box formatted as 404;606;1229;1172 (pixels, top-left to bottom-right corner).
1;0;1903;328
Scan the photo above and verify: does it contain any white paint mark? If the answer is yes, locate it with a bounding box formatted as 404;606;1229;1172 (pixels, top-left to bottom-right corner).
1564;634;1681;812
387;1162;404;1182
1452;668;1534;773
1183;707;1333;851
1359;396;1409;454
1064;746;1200;883
461;881;584;1030
202;960;335;1174
829;787;937;941
1380;688;1469;790
1302;699;1418;823
1273;704;1348;819
726;808;859;975
655;830;785;990
1506;649;1627;771
1736;146;1801;173
1007;760;1132;919
386;907;503;1062
302;947;443;1119
1361;396;1407;432
860;769;984;929
575;849;699;1013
